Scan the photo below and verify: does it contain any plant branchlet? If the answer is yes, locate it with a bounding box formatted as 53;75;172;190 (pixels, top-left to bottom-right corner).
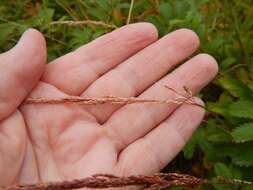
25;86;204;109
2;173;253;190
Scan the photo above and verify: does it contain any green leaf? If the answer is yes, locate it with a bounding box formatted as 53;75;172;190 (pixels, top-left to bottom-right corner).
145;15;166;35
243;187;253;190
228;143;253;167
214;163;232;178
220;57;236;70
207;102;230;116
183;131;199;159
206;127;232;143
215;162;242;178
201;118;232;143
231;123;253;143
95;0;111;12
69;28;93;49
214;163;242;190
0;23;16;45
217;76;253;100
199;137;221;161
228;101;253;119
174;0;189;18
159;3;173;20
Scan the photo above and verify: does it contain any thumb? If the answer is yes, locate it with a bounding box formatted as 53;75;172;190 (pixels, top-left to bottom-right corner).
0;29;46;120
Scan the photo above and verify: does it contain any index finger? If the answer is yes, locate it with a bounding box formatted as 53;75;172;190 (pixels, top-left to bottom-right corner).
42;23;158;95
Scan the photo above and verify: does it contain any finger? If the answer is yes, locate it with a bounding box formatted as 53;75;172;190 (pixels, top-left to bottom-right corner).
82;29;200;123
104;54;218;151
0;111;27;185
116;98;205;175
0;29;46;120
42;23;158;95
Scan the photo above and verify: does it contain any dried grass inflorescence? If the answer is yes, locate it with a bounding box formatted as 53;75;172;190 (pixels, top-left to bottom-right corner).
25;86;204;109
2;173;253;190
2;173;205;190
50;20;117;29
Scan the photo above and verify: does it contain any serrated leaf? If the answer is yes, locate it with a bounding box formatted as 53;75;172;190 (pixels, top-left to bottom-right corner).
207;102;230;116
215;163;242;178
203;119;232;143
214;163;232;178
228;143;253;167
207;134;230;143
228;101;253;119
231;123;253;143
217;76;253;100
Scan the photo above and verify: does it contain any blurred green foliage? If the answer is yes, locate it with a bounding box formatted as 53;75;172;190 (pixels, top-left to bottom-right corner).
1;0;253;189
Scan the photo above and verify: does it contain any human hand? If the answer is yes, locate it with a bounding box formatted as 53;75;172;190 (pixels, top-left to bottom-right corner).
0;23;218;186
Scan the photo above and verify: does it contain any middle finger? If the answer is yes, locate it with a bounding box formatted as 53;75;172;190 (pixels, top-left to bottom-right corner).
81;29;200;123
104;54;218;152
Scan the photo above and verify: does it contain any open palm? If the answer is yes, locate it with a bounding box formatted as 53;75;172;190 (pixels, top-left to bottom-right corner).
0;23;218;186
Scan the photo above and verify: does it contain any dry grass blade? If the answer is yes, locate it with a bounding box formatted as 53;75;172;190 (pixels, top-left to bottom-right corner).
126;0;135;24
51;20;118;29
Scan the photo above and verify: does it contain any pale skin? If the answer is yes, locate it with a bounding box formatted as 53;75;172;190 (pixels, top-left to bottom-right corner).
0;23;218;186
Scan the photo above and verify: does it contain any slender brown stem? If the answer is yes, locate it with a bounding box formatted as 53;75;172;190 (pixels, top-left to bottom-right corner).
24;86;205;109
25;96;204;108
2;173;253;190
1;173;206;190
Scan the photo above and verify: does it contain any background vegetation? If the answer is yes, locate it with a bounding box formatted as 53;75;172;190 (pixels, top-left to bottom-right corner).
1;0;253;189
